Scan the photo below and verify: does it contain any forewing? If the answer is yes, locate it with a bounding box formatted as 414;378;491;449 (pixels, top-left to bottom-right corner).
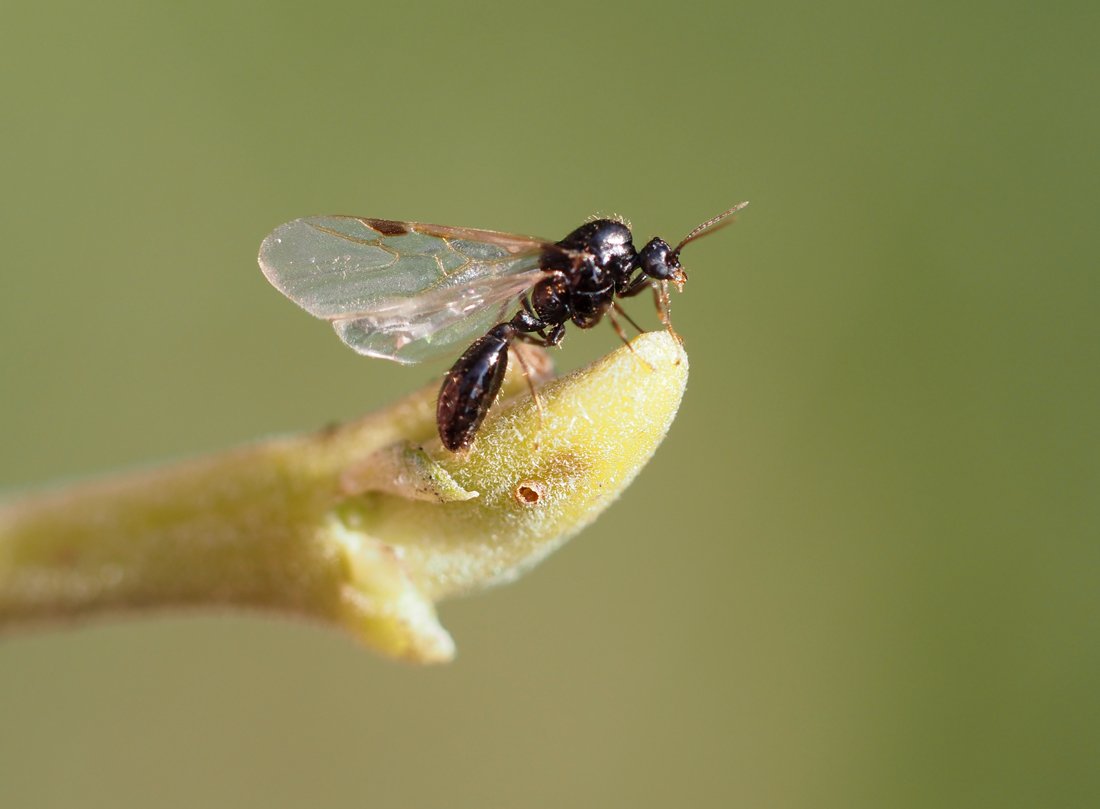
333;267;547;364
258;216;553;364
259;216;549;319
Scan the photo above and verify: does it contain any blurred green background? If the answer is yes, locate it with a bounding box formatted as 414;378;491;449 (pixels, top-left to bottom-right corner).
1;1;1097;807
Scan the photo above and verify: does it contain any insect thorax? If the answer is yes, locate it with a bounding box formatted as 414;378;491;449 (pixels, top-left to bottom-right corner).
555;219;636;278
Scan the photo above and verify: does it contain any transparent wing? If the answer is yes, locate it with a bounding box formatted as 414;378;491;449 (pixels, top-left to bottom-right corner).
332;267;549;364
259;216;554;364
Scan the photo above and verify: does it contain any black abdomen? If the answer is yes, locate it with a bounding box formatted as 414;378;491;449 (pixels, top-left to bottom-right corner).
436;324;514;451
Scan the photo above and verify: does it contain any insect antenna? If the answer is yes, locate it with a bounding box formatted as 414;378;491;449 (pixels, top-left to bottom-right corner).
673;201;750;255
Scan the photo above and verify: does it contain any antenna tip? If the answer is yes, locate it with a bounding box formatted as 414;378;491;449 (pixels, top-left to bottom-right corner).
673;201;750;253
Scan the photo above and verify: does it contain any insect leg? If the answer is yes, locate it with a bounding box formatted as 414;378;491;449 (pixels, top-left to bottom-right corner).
514;324;565;348
520;297;550;340
512;296;566;348
619;274;653;298
610;301;646;334
608;306;655;370
509;322;569;450
508;343;547;451
654;282;684;345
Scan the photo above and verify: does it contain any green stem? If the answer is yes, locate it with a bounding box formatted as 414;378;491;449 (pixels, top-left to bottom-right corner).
0;332;688;663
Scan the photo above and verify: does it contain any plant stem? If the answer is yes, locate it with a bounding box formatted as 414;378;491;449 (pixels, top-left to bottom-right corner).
0;332;688;662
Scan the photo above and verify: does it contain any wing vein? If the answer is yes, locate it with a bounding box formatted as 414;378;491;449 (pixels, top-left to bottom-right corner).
259;215;553;364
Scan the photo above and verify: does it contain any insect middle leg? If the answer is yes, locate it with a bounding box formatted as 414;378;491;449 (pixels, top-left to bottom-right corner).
610;300;646;334
618;274;679;336
607;304;655;370
509;309;567;450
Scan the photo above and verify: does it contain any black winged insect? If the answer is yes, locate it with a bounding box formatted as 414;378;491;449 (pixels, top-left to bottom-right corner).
258;203;747;451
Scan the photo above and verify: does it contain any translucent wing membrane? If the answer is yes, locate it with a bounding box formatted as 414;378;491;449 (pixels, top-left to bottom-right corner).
259;216;552;364
332;270;546;363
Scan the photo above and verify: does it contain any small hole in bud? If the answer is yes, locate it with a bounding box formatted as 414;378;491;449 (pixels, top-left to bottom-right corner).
513;480;546;506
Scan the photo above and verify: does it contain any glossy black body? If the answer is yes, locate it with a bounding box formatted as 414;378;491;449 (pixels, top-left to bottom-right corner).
436;219;685;451
436;324;515;451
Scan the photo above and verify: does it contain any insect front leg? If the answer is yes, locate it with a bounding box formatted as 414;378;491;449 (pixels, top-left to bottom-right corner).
618;273;654;299
653;282;684;345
